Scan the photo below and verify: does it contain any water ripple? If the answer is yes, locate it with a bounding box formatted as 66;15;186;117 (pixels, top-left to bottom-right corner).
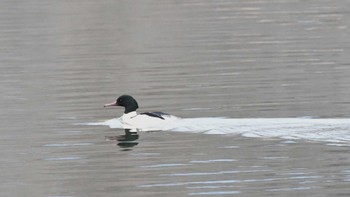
190;159;236;163
44;156;81;161
161;169;272;177
139;175;323;188
188;191;241;195
43;143;93;147
140;163;189;168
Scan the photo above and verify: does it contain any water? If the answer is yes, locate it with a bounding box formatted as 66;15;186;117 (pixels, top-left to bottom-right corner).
1;0;350;196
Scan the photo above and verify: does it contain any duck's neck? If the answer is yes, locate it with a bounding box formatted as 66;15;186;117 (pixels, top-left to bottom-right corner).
124;102;139;114
122;111;138;119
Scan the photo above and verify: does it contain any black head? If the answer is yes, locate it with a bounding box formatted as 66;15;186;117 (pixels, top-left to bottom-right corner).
104;95;139;114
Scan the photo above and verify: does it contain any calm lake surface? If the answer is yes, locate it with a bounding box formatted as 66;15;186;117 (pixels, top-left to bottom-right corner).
1;0;350;196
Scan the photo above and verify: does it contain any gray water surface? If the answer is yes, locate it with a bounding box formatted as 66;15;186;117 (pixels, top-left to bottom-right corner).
1;0;350;196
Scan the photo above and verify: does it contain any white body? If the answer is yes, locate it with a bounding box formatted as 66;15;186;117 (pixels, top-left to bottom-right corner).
120;111;179;132
87;117;350;145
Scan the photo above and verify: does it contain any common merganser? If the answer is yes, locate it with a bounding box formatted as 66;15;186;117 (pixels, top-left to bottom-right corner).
104;95;179;132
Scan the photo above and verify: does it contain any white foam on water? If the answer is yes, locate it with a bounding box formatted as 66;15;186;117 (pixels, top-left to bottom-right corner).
84;117;350;145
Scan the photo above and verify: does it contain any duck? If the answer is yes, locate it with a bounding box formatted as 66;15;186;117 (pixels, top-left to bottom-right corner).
104;95;179;132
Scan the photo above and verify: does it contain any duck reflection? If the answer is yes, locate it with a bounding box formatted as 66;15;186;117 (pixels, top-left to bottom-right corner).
105;129;139;150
